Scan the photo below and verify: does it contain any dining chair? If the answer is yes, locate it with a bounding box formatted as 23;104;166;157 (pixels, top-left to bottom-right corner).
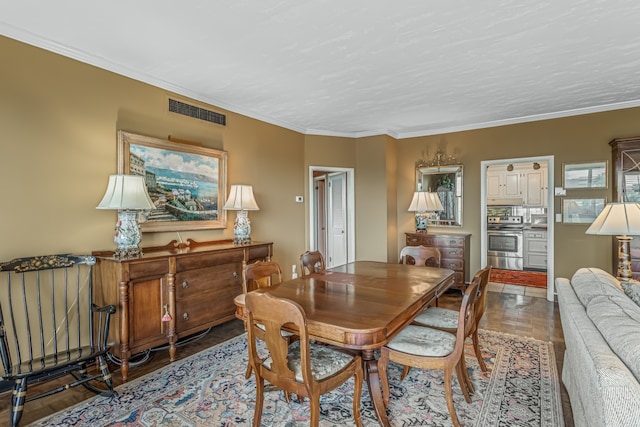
245;292;363;427
299;251;326;276
378;277;480;427
399;245;441;267
412;265;492;371
242;261;299;390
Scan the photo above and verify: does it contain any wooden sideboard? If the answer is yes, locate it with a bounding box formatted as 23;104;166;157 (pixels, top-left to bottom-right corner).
405;231;471;290
93;239;272;381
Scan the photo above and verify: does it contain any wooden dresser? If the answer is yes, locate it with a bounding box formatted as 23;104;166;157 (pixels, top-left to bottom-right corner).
93;239;272;381
405;231;471;290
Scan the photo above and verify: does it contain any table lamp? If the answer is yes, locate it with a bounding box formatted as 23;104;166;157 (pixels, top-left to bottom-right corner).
586;202;640;280
408;191;444;232
97;174;156;259
223;184;260;245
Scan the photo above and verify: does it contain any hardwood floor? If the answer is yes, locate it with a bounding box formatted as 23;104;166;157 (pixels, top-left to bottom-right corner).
0;290;573;426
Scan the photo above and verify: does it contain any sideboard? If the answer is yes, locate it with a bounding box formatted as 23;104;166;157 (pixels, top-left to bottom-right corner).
93;239;272;381
405;231;471;291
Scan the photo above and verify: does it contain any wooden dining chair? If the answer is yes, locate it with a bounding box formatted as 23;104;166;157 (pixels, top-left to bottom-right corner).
245;292;363;427
378;277;480;427
399;245;441;267
299;251;326;276
412;265;492;371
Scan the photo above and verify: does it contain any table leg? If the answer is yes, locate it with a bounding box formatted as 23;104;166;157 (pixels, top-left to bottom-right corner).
362;349;390;427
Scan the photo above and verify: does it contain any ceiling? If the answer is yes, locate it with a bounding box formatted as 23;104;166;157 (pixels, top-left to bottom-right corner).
4;1;640;138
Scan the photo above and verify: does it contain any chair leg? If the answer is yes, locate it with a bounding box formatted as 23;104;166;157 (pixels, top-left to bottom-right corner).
400;364;411;380
310;395;321;427
378;352;391;406
11;378;27;427
253;376;265;427
353;363;364;427
472;330;488;372
459;355;474;395
245;362;253;379
455;362;472;403
443;367;461;427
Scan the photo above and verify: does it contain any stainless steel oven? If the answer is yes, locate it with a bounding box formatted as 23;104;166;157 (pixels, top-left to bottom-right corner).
487;216;524;270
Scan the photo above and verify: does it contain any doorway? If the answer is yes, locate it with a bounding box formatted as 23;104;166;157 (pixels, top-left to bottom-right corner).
309;166;355;268
480;155;556;301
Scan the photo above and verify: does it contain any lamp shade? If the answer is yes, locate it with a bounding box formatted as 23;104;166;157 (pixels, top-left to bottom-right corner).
97;174;155;210
408;192;444;212
223;185;259;211
585;202;640;235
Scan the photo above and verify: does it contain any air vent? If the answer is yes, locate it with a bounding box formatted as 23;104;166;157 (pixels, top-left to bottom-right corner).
168;98;226;126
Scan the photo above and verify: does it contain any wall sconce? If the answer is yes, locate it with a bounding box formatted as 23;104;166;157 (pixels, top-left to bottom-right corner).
97;174;156;259
408;191;444;233
223;184;260;245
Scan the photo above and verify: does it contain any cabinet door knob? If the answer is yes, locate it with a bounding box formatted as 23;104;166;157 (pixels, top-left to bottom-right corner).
233;271;239;278
182;281;189;289
183;312;189;320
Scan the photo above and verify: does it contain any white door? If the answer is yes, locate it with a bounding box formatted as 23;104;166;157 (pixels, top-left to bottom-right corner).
314;177;327;257
327;172;348;268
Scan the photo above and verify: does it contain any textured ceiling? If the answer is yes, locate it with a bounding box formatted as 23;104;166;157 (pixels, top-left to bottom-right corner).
3;1;640;138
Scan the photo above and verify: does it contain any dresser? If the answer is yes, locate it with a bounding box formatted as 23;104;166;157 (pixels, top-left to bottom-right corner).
405;231;471;290
93;239;272;381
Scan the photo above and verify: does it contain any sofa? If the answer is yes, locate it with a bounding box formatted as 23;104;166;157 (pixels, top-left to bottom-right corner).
556;267;640;427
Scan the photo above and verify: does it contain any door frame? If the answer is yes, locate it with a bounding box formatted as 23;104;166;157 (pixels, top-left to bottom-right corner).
480;155;556;301
308;166;356;265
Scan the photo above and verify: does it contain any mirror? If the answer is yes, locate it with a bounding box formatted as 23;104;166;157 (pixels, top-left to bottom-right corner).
416;165;463;227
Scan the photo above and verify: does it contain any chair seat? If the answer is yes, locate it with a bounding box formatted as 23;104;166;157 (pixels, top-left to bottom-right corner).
387;325;456;357
263;341;356;382
413;307;458;329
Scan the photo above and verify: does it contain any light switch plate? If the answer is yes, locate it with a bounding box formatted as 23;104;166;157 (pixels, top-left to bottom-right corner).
556;213;562;222
295;196;303;203
554;187;566;196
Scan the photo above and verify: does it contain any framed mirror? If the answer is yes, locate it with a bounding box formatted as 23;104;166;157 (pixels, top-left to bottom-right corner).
416;165;463;227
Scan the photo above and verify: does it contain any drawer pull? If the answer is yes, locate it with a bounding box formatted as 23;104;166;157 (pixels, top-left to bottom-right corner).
233;271;239;278
182;281;189;289
183;312;189;320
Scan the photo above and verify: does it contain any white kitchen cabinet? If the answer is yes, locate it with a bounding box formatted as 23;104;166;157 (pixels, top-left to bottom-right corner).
522;165;548;207
487;163;548;206
524;229;547;270
486;167;522;201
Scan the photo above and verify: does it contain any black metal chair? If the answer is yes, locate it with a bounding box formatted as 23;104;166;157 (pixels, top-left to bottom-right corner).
0;254;117;426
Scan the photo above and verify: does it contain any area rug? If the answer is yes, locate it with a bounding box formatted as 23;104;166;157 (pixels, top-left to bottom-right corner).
29;330;564;426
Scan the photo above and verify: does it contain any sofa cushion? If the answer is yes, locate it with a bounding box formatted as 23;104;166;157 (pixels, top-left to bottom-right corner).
571;267;623;306
587;292;640;382
621;281;640;308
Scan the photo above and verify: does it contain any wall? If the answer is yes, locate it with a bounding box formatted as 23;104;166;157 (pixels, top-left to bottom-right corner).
396;111;640;278
0;36;307;270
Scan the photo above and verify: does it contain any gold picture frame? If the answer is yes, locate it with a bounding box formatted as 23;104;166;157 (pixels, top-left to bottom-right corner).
117;130;227;232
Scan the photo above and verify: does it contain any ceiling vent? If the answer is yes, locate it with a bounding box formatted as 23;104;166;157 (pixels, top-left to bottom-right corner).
168;98;226;126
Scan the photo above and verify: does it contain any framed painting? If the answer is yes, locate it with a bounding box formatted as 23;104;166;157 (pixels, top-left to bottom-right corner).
562;161;608;189
117;130;227;232
562;198;606;224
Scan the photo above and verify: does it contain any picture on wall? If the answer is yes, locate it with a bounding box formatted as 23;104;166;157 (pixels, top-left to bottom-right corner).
562;198;606;224
117;131;227;232
562;161;608;189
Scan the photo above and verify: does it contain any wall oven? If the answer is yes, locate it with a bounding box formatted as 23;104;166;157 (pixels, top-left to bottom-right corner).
487;216;524;271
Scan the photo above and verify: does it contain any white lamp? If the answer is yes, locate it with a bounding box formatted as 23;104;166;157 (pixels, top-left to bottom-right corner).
97;174;155;259
586;202;640;280
223;184;260;245
408;191;444;232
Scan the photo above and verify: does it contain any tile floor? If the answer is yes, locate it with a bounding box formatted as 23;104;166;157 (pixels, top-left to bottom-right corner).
487;281;548;298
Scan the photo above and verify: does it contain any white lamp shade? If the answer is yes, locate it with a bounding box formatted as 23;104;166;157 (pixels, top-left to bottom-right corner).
408;192;444;212
223;184;259;211
97;174;155;210
585;202;640;235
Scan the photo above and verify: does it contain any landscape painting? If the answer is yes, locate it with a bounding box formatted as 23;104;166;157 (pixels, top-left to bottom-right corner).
117;131;227;232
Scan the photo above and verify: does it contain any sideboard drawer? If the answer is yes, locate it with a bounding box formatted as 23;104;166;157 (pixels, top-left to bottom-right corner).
175;262;243;300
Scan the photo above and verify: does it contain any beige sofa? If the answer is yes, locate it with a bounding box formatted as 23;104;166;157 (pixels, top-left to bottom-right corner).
556;267;640;427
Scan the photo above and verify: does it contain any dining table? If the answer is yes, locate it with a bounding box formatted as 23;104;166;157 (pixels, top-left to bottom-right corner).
234;260;455;426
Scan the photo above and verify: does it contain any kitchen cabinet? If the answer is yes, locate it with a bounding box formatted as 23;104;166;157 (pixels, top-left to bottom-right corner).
487;163;547;206
93;239;272;381
524;229;547;270
522;165;548;207
487;167;521;200
405;231;471;291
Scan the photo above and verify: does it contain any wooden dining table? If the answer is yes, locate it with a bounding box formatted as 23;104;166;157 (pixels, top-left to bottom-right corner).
234;260;455;426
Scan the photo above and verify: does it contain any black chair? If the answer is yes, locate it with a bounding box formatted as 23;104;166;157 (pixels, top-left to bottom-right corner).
0;254;116;426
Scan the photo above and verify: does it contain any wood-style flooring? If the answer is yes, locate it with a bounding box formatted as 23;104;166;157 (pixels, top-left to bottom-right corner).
0;290;573;426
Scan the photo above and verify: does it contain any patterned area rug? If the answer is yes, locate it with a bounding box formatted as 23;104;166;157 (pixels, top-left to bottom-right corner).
29;330;564;426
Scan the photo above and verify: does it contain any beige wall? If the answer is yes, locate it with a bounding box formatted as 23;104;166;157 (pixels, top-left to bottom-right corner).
3;35;640;281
